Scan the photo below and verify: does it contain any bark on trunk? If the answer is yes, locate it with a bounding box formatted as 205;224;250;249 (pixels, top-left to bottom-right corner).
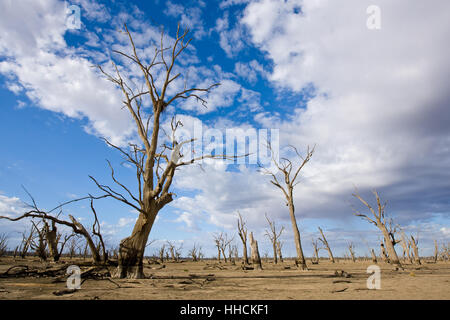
380;225;401;266
115;209;157;279
318;227;335;263
371;249;378;263
434;240;438;263
380;242;389;263
276;241;283;263
68;215;101;264
249;232;262;270
288;200;307;270
44;222;60;262
272;242;278;264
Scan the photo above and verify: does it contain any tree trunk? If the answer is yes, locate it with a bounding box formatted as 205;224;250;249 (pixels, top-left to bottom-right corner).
217;247;221;262
272;242;278;264
371;249;378;263
44;222;60;262
434;240;438;263
276;241;283;263
68;215;101;265
115;209;157;279
242;242;249;265
380;225;401;266
380;242;389;263
249;232;262;270
318;227;335;263
288;200;307;270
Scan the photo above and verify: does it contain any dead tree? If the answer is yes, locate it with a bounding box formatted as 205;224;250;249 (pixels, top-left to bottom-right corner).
311;239;320;264
19;224;36;258
213;232;234;263
92;22;245;278
264;214;284;264
189;243;201;262
260;145;314;270
400;231;413;264
352;190;402;267
433;240;438;263
0;193;105;264
318;227;335;263
236;211;249;265
409;235;421;265
380;241;389;262
166;241;176;261
370;248;378;263
276;240;284;263
348;242;356;262
249;232;262;270
166;241;183;262
158;244;166;262
442;243;449;261
68;237;80;259
0;233;8;257
30;221;47;261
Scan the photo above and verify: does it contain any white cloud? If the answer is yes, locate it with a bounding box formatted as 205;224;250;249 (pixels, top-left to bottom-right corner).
215;12;247;58
164;1;206;39
0;0;135;146
234;60;266;84
168;0;450;254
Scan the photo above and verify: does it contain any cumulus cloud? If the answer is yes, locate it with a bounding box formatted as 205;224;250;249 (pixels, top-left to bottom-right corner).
166;0;450;255
164;1;206;39
0;0;135;146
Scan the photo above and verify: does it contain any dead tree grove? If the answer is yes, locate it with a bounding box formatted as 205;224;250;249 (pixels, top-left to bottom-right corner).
260;144;315;270
0;194;107;264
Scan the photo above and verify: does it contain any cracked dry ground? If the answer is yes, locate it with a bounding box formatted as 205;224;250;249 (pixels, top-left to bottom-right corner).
0;257;449;299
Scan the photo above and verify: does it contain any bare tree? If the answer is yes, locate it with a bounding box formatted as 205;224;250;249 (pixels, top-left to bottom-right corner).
352;190;402;267
29;221;47;261
249;232;262;270
264;214;284;264
92;23;244;278
311;239;320;264
166;241;176;261
189;243;202;262
409;235;421;265
213;232;233;263
380;241;389;263
68;236;80;259
236;211;249;265
441;243;449;261
370;248;378;263
0;233;8;257
318;227;335;263
158;244;166;262
0;192;105;264
276;240;284;263
260;144;315;270
348;242;356;262
400;231;412;264
19;226;35;259
433;240;438;263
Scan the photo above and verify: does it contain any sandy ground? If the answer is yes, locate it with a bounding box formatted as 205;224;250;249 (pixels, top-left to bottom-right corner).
0;257;448;300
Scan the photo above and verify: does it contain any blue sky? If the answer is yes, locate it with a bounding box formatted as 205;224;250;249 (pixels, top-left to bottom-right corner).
0;0;449;258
